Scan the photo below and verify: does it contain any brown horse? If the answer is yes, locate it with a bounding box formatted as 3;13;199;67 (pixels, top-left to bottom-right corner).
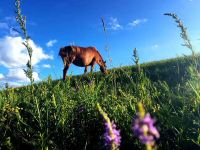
59;45;107;80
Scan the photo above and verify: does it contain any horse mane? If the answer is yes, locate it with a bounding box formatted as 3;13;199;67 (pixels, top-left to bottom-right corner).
95;49;104;61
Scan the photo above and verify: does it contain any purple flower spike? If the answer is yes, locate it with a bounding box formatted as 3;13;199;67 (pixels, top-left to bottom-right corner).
104;121;121;149
132;113;160;146
97;103;121;150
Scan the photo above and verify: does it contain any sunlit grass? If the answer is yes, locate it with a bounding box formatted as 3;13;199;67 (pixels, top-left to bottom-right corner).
0;54;200;149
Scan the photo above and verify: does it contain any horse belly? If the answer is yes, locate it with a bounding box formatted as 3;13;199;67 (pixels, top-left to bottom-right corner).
73;58;88;67
72;52;94;67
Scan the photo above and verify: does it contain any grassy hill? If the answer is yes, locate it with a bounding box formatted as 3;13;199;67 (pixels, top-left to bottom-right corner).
69;55;199;87
0;55;200;150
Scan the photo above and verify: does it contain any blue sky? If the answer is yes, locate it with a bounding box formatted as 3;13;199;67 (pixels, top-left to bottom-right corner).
0;0;200;87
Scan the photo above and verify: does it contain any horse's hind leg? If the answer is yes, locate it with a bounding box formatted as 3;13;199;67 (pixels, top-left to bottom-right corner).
63;64;70;80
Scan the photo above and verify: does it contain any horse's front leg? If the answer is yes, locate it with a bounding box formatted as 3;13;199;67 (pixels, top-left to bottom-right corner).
90;59;96;73
91;65;95;73
84;66;88;74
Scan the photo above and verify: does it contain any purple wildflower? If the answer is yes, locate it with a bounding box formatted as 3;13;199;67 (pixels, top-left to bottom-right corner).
132;113;160;146
88;80;93;86
78;105;85;113
97;103;121;150
104;121;121;149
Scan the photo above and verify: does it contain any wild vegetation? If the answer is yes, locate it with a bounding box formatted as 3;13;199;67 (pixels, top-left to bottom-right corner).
1;53;200;149
0;0;200;150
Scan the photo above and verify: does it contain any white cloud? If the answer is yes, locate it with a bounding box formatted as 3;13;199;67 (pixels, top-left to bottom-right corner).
0;22;9;29
7;68;29;82
108;17;123;30
0;69;40;88
42;64;51;68
0;18;46;87
0;73;4;80
7;68;40;82
0;36;53;68
0;36;53;84
9;28;19;36
46;39;57;47
4;16;16;23
0;16;35;37
6;82;23;87
0;17;19;37
0;81;23;89
128;18;148;27
152;44;159;49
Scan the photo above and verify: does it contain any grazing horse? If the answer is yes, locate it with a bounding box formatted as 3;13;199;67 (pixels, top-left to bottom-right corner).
59;45;107;80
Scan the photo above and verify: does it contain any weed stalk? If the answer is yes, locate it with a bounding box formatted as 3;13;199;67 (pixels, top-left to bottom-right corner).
15;0;34;85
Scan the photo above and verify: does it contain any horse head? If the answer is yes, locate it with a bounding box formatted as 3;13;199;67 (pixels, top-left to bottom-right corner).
99;60;107;74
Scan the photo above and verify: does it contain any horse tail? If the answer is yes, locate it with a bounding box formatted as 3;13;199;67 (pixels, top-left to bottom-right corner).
58;48;62;56
70;46;75;52
59;46;76;58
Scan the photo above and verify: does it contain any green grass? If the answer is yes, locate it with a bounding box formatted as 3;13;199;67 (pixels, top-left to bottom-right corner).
0;55;200;149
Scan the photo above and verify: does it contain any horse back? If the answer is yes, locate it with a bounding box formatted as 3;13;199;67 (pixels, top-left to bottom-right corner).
59;45;102;66
73;46;101;66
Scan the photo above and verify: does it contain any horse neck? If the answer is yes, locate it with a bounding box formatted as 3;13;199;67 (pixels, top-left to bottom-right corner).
95;50;103;65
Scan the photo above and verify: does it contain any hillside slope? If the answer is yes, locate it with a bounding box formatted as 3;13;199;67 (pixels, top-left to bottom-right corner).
63;55;199;87
0;55;200;150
